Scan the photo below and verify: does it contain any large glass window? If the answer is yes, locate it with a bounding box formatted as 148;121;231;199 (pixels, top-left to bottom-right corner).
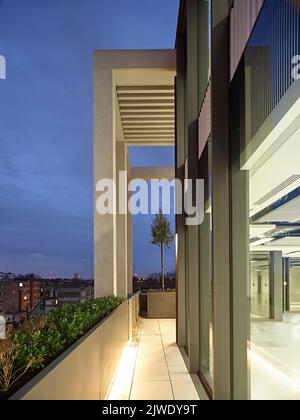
230;0;300;401
241;0;300;400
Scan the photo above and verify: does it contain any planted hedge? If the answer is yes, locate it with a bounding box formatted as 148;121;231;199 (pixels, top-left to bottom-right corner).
0;296;124;399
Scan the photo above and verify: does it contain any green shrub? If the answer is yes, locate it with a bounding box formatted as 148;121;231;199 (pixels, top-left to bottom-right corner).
0;296;124;398
48;296;124;344
0;336;43;394
10;316;65;370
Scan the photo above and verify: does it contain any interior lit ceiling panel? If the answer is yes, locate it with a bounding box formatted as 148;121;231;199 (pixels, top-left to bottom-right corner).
245;90;300;217
249;124;300;217
270;237;300;246
256;195;300;223
250;224;276;238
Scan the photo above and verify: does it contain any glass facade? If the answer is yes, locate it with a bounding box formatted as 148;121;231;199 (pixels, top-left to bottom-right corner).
232;0;300;400
176;0;300;400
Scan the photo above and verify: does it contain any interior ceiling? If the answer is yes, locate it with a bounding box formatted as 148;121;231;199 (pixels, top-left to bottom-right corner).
270;237;300;246
256;195;300;223
248;97;300;257
248;94;300;217
250;224;276;238
249;124;300;217
116;85;175;145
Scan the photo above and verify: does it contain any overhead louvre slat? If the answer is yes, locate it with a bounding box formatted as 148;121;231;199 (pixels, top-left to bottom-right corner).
116;84;175;144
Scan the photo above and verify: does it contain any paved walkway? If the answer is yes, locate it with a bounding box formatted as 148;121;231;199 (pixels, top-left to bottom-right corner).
108;318;199;400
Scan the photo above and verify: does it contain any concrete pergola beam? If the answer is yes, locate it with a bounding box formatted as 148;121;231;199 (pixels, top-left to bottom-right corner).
129;166;175;181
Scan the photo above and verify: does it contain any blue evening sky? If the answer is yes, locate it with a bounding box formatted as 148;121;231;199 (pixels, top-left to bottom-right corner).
0;0;179;278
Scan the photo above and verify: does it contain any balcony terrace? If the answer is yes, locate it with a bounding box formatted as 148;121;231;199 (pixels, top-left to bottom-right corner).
109;318;199;400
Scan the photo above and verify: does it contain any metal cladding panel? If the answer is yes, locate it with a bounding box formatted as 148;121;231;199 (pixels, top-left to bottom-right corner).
244;0;300;139
198;81;211;160
230;0;265;80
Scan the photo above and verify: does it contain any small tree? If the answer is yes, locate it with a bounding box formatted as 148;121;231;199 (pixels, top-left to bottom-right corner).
151;212;174;291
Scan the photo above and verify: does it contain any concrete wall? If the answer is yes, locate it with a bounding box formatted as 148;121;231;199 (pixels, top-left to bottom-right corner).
11;297;140;400
147;291;176;319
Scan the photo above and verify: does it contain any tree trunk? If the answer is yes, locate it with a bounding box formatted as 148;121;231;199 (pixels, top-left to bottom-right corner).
161;242;165;291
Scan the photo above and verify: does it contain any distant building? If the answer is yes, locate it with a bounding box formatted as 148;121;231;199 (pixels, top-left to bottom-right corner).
0;278;19;316
18;277;41;313
133;272;175;293
0;272;15;281
0;273;41;320
43;279;94;312
56;279;93;306
0;274;94;318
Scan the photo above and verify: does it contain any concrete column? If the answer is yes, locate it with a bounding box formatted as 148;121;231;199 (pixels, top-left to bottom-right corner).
283;258;290;312
269;251;283;321
211;0;231;400
94;63;116;297
230;56;250;399
127;158;133;296
176;34;186;349
186;0;200;374
116;142;128;298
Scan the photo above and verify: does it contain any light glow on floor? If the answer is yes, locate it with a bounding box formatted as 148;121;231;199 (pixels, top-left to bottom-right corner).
248;348;300;399
107;342;138;400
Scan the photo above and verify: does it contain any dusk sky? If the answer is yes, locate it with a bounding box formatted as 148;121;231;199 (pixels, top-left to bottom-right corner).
0;0;179;278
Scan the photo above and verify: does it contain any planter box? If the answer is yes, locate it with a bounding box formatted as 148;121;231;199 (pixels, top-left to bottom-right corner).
147;291;176;319
10;298;139;400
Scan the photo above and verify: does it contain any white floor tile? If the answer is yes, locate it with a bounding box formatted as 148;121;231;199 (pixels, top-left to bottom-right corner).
169;365;189;374
130;381;174;400
161;334;177;347
136;353;166;364
110;317;199;401
172;379;200;400
134;365;170;381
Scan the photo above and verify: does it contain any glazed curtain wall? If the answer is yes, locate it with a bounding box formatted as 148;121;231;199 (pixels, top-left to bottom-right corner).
230;0;300;400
